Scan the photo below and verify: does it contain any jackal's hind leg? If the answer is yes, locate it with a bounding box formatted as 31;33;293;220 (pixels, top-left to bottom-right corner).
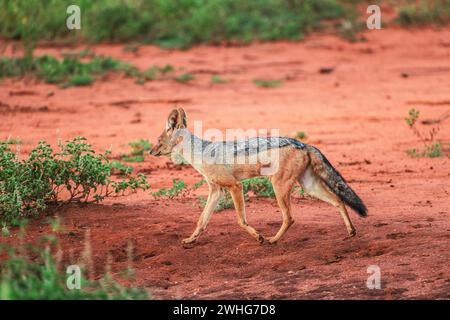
300;167;356;237
229;183;264;243
182;183;222;245
267;176;296;244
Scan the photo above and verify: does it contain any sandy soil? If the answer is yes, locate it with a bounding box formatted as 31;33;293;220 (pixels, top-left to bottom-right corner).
1;27;449;299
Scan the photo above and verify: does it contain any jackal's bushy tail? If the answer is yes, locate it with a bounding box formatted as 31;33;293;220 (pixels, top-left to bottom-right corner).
307;146;368;217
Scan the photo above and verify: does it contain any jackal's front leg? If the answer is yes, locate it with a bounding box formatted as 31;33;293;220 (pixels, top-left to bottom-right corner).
182;183;221;245
229;183;265;244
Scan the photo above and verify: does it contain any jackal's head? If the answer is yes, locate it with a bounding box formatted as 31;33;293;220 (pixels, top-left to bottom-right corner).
149;108;187;157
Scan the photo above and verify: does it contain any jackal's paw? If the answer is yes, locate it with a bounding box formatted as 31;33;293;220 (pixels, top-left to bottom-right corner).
182;237;197;245
256;234;265;244
344;229;356;239
267;237;278;244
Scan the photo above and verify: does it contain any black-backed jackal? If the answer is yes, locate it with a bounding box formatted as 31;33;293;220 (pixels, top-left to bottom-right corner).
150;108;367;245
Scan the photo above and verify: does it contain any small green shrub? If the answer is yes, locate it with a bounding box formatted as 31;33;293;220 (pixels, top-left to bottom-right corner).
152;179;187;199
159;64;175;75
0;137;150;225
196;177;274;212
242;177;275;198
2;138;21;145
1;223;10;237
120;139;152;163
404;108;443;158
407;143;443;158
295;131;308;140
137;64;175;83
66;74;93;87
192;180;206;190
217;191;236;211
253;79;283;88
121;155;145;163
195;177;308;212
211;75;228;84
110;161;133;176
128;139;152;156
197;191;235;212
174;73;195;83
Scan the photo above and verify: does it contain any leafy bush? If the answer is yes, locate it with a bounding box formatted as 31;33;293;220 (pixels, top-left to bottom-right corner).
0;137;150;225
0;0;352;48
242;177;275;198
0;241;149;300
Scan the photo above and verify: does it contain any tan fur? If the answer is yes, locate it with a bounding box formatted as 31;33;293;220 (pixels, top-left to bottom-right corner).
150;108;358;245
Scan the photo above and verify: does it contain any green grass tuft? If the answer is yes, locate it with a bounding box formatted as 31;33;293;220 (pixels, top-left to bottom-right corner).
253;79;283;88
2;138;22;145
152;179;187;199
295;131;308;140
120;139;152;162
211;75;228;84
174;73;195;83
65;74;93;87
407;143;443;158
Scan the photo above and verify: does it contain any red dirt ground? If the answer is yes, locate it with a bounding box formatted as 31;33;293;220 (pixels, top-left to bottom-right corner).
1;27;449;299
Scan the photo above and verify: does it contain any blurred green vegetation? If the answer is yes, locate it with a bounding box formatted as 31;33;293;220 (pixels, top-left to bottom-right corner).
253;78;283;88
0;0;353;49
0;54;129;86
396;0;450;25
0;237;149;300
0;53;180;86
1;1;448;51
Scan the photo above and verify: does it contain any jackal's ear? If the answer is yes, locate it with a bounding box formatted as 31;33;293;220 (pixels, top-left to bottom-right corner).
177;107;187;128
166;107;187;130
